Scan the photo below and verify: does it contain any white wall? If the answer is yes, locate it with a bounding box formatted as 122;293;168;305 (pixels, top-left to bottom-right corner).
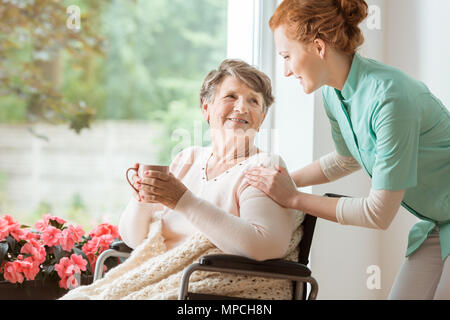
385;0;450;111
271;0;450;299
227;0;255;64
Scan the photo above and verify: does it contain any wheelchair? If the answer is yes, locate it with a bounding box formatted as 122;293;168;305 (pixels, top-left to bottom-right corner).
93;193;344;300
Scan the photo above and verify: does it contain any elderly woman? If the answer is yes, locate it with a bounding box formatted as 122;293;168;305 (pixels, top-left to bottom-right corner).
120;59;301;259
61;59;303;300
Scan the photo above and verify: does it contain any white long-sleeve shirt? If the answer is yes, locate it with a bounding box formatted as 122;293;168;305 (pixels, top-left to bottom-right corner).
319;151;405;230
119;146;303;261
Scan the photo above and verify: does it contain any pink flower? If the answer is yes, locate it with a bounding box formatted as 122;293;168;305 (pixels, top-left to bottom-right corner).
0;216;10;240
81;223;120;272
9;228;25;242
34;218;48;232
2;261;25;284
58;274;79;290
65;275;79;290
89;223;120;239
21;239;46;265
82;233;118;273
55;257;78;278
81;237;100;270
70;254;87;272
98;234;115;252
16;257;40;281
55;255;87;277
54;254;87;290
21;229;40;241
41;226;62;247
59;225;85;251
0;214;25;241
48;215;66;225
34;214;66;232
0;215;18;239
81;236;99;255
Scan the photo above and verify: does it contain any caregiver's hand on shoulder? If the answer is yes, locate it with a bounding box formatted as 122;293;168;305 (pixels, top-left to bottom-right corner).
245;165;299;209
138;169;188;209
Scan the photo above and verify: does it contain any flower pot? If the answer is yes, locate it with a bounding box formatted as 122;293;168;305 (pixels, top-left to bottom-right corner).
0;275;93;300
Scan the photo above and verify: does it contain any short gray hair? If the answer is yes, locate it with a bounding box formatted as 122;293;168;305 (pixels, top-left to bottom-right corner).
200;59;274;114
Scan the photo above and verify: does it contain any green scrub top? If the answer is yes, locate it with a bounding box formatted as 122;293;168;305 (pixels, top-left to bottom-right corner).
322;53;450;260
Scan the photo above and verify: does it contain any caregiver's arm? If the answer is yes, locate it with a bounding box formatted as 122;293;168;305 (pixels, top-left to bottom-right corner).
319;151;361;181
291;151;361;187
288;152;400;226
336;189;405;230
290;160;329;187
291;188;405;229
174;186;295;261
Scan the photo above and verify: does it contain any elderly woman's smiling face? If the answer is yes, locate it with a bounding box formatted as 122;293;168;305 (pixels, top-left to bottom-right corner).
202;76;266;135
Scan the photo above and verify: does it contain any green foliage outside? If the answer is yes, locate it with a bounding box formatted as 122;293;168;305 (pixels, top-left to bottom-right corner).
1;0;226;132
0;0;107;132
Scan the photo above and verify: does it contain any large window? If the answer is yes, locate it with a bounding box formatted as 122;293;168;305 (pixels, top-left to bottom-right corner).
0;0;229;230
0;0;280;231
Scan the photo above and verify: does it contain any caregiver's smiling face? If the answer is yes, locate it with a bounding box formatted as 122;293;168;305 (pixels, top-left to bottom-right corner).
273;25;328;94
202;75;266;136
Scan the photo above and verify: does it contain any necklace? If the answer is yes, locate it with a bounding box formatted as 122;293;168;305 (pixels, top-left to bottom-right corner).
202;148;259;182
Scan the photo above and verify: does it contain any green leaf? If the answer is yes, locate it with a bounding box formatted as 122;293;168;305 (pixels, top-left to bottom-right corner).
53;245;67;262
5;236;16;253
41;264;55;276
49;219;64;229
69;112;93;134
0;242;9;265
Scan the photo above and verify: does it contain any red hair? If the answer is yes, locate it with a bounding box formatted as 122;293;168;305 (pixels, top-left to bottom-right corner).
269;0;368;55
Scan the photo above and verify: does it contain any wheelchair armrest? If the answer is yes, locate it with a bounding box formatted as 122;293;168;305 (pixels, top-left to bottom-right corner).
323;193;350;198
199;254;311;278
110;240;133;253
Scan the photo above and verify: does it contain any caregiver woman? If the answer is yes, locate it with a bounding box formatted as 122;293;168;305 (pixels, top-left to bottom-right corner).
245;0;450;299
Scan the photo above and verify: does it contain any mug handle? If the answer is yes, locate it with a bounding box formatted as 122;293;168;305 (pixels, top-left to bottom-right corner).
126;167;139;193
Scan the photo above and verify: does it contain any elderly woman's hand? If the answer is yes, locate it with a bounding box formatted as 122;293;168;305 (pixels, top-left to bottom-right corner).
138;170;188;210
245;165;299;209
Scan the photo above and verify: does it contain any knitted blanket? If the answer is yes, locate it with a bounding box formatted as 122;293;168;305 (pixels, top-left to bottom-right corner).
60;212;304;300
